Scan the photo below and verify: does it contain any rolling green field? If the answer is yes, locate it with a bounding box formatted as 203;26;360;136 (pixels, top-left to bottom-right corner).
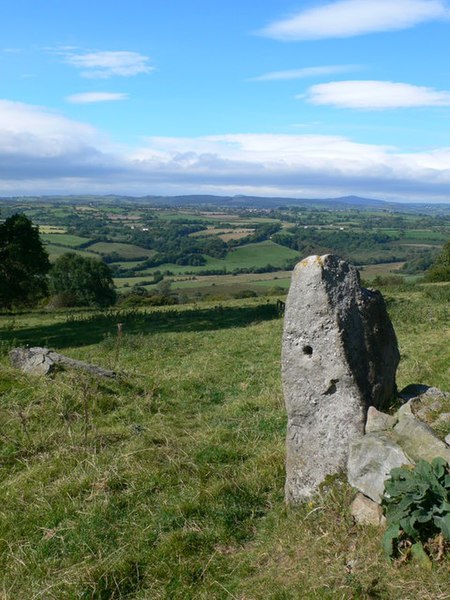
0;285;449;599
1;197;449;303
41;233;91;247
44;244;101;262
130;241;300;277
88;242;156;259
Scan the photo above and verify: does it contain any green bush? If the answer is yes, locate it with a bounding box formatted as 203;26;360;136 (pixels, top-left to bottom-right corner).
382;458;450;564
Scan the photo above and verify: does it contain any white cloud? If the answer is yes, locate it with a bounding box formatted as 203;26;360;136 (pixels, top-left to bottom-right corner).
250;65;359;81
2;99;450;201
65;50;153;78
304;80;450;109
66;92;129;104
0;99;101;156
260;0;449;40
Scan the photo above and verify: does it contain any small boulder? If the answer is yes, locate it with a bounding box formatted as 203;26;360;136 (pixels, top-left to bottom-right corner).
9;347;56;376
365;406;397;433
351;493;386;527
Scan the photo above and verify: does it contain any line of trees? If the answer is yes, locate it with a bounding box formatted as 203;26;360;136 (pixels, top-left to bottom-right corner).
0;214;116;310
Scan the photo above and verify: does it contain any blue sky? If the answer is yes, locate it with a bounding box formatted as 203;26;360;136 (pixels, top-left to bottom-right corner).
2;0;450;201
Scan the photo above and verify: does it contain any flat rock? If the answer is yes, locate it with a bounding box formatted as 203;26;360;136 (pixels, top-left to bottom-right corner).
348;432;412;503
351;493;386;527
282;255;399;502
394;403;450;463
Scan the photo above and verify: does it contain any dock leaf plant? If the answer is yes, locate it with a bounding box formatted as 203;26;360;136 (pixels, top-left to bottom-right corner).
382;457;450;564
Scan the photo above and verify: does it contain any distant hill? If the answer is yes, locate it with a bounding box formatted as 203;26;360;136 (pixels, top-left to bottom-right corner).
135;194;387;209
2;193;450;214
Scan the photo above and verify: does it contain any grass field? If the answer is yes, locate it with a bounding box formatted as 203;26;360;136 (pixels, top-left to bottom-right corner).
38;226;67;234
114;260;411;297
127;241;300;278
88;242;156;259
41;233;91;247
114;272;291;297
358;262;406;279
190;227;255;241
44;244;101;262
0;285;449;599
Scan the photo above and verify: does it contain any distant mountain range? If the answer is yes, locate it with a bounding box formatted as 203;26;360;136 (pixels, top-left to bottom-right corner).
2;193;450;214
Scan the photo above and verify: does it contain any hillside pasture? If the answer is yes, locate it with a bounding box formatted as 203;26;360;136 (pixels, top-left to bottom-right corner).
357;261;406;279
222;240;299;269
0;288;448;599
40;233;91;247
88;242;156;259
38;226;67;234
190;227;255;241
119;241;300;278
44;244;101;262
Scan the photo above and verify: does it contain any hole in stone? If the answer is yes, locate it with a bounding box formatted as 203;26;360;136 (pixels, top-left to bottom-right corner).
323;380;338;396
303;345;313;356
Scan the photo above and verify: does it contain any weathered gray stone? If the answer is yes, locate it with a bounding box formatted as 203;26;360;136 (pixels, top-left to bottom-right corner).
394;402;450;463
9;347;115;378
365;406;397;433
9;347;56;375
351;493;386;526
396;400;414;419
282;254;399;502
348;433;412;503
445;434;450;446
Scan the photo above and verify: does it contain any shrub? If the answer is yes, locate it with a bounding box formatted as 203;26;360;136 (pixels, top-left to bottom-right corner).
382;458;450;564
49;253;116;307
233;289;258;299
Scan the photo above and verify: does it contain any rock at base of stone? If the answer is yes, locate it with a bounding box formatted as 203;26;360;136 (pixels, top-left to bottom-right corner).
282;254;399;503
347;433;412;504
351;493;386;527
365;406;397;433
394;401;450;463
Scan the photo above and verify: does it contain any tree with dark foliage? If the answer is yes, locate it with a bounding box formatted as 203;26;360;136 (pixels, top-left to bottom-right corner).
49;252;116;307
0;214;50;309
424;240;450;282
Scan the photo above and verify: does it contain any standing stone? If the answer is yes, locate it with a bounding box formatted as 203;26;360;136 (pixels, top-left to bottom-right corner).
282;255;399;503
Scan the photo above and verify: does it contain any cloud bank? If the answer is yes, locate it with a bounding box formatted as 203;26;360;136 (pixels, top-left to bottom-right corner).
1;99;450;201
260;0;448;40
